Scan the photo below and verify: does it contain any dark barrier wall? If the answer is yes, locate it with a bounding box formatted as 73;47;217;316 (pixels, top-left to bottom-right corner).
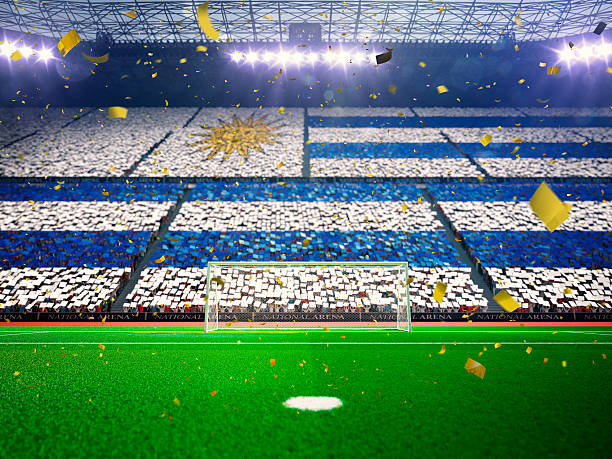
1;312;611;322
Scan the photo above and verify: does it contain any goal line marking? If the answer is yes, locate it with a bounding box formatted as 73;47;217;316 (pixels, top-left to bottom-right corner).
2;342;611;346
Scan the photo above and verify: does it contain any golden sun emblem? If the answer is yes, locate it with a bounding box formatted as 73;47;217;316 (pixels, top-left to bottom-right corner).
189;114;282;161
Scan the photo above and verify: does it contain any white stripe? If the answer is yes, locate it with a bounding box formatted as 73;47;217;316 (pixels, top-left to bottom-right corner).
438;201;612;231
0;201;172;231
171;201;441;231
519;108;612;117
443;127;589;143
311;158;480;177
477;158;612;178
414;107;524;117
2;342;610;345
0;267;128;311
309;128;446;143
486;267;612;310
308;107;415;117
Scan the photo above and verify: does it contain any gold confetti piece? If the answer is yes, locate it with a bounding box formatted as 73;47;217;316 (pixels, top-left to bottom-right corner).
98;344;105;350
407;277;414;284
480;134;492;147
270;359;276;367
603;354;607;359
439;345;446;355
529;182;572;232
53;185;61;190
607;67;612;74
179;58;187;64
552;331;558;335
464;358;485;379
543;358;548;364
210;277;225;289
196;45;208;53
494;343;502;349
108;107;128;119
278;107;285;113
210;390;218;396
197;2;220;41
526;346;532;354
277;162;284;168
564;288;573;294
388;84;397;94
58;30;81;57
101;315;106;325
154;256;165;263
518;79;525;84
124;10;137;19
547;66;561;75
418;61;426;68
514;16;521;26
375;49;392;65
173;398;180;406
514;44;519;52
539;62;547;67
276;277;283;286
536;98;550;103
436;85;448;94
433;282;447;303
493;290;520;312
562;361;567;367
152;72;157;78
81;52;109;64
302;239;310;248
13;371;20;376
10;50;23;61
402;203;408;213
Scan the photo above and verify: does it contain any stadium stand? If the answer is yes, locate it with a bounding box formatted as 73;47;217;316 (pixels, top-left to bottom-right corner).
0;106;609;315
429;182;612;313
133;108;304;177
0;181;183;312
0;108;196;176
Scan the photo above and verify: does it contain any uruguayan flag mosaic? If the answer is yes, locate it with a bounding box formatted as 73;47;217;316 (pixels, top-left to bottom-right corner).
429;182;612;313
0;181;182;312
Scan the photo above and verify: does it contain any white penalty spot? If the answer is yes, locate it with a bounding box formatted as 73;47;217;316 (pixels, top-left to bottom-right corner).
283;396;343;411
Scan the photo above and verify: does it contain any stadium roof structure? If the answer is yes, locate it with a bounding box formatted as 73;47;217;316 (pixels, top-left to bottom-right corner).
0;0;610;44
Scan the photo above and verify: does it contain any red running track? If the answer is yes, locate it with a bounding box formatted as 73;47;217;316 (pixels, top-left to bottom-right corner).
1;322;611;327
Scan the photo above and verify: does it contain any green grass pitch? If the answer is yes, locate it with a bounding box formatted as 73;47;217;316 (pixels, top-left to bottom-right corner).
1;326;611;458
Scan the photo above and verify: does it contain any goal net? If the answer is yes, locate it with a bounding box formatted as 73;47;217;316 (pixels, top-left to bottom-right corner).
204;261;411;332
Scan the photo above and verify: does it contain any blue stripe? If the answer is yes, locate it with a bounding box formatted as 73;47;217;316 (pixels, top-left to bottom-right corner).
0;182;183;202
422;116;612;128
188;181;424;201
0;231;150;267
461;231;612;268
310;143;463;159
309;117;422;128
310;116;612;128
459;142;612;158
428;182;611;202
150;231;464;267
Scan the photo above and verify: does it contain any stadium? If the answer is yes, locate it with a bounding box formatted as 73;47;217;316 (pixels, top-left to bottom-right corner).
0;0;611;456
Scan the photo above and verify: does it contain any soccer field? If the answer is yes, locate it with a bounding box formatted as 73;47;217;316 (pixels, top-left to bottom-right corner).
1;326;611;458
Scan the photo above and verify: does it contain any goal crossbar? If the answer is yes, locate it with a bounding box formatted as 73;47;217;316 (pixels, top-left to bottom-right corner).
204;261;412;332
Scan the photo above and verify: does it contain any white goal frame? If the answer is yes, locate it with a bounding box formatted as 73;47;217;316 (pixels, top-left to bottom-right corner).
204;261;411;332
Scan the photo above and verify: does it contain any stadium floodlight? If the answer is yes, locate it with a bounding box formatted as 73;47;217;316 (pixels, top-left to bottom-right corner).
245;51;258;64
262;51;274;64
204;261;412;332
306;52;318;64
556;39;610;63
323;50;335;65
37;48;54;62
1;41;16;57
19;46;33;58
230;51;243;63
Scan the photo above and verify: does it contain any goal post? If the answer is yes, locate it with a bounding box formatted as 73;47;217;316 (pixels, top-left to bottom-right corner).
204;261;411;332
